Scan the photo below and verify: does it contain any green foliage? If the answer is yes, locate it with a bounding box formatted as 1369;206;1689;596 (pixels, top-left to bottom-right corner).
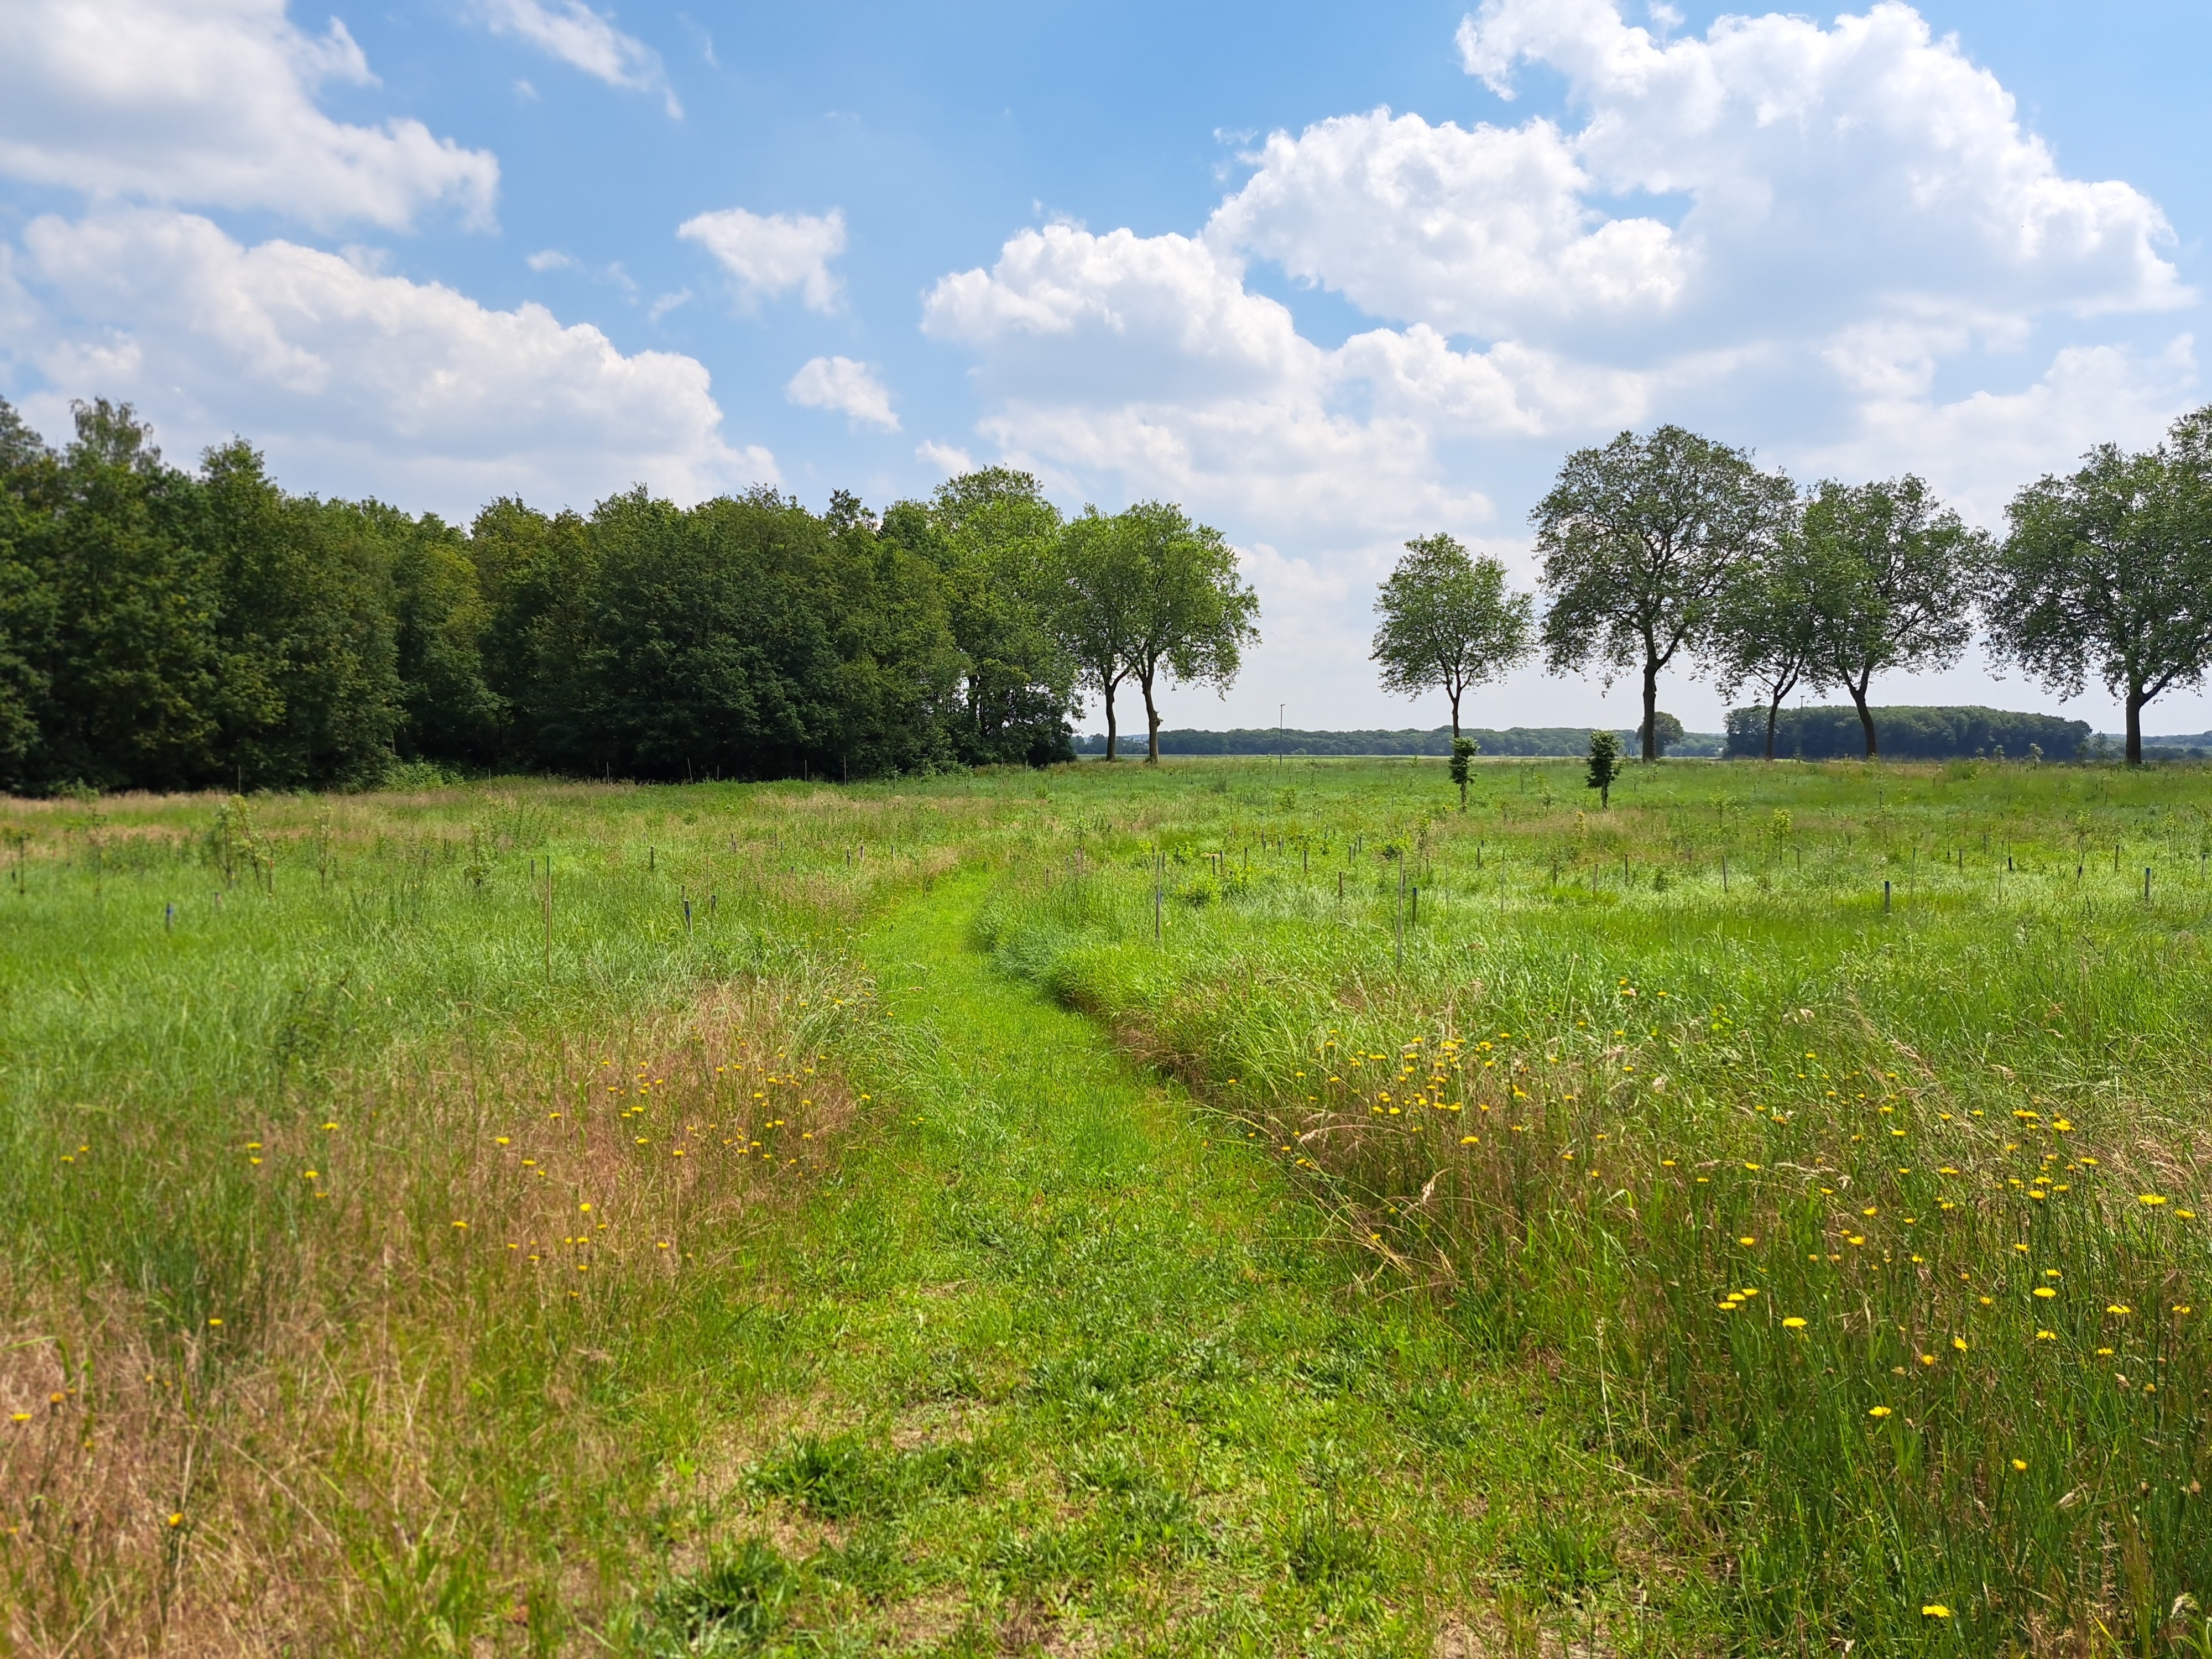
1536;424;1795;760
1449;733;1478;808
0;400;1110;789
1989;404;2212;764
1801;474;1985;759
1370;533;1533;737
880;469;1077;767
1584;728;1622;806
1056;499;1258;762
1710;524;1830;758
1724;702;2092;760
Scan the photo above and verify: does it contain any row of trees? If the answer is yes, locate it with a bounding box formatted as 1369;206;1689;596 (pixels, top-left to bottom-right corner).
0;400;1259;794
1373;409;2212;765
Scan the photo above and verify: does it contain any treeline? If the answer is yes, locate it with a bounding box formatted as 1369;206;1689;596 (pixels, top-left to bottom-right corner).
1720;705;2091;761
0;400;1256;795
1077;724;1726;758
1370;409;2212;765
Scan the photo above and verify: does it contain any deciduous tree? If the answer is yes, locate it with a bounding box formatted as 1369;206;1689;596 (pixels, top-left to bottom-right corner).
1988;413;2212;765
1802;476;1982;761
1710;518;1827;760
1535;425;1793;761
1585;729;1622;808
1057;502;1258;763
1370;534;1533;739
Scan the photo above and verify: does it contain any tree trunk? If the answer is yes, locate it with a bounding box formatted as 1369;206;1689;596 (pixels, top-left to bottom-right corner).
1765;691;1782;761
1851;681;1879;760
1141;670;1162;764
1103;682;1120;761
2126;687;2145;766
1448;684;1462;742
1641;661;1660;761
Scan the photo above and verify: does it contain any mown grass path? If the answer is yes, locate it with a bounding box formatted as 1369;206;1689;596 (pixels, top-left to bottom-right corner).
722;872;1672;1656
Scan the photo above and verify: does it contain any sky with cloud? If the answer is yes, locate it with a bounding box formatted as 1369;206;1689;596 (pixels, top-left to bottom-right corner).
2;0;2207;737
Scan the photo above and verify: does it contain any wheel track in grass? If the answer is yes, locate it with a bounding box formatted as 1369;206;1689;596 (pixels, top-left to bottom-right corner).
704;868;1703;1656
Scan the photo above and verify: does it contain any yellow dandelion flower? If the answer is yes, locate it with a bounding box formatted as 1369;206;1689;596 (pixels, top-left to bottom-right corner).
1922;1604;1952;1619
2141;1194;2168;1207
2036;1330;2056;1340
1782;1317;1807;1329
2011;1459;2027;1472
1868;1405;1892;1418
2034;1286;2057;1298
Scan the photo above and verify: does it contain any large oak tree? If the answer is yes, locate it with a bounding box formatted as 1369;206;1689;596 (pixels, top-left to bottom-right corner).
1987;411;2212;765
1802;475;1983;760
1535;425;1793;761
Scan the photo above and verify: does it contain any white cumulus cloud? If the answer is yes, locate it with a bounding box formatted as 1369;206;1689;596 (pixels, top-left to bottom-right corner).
4;208;775;514
677;207;847;313
923;2;2203;730
1209;109;1686;338
785;356;899;431
481;0;679;118
1451;0;2187;334
0;0;497;231
923;222;1628;539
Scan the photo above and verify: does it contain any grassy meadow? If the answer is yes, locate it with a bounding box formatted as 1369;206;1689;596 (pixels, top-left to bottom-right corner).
4;755;2212;1655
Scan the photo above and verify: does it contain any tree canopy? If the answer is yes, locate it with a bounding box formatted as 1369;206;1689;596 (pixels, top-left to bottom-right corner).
1057;500;1257;763
1801;476;1983;760
1986;413;2212;765
1534;425;1794;761
1370;534;1533;739
0;397;1279;794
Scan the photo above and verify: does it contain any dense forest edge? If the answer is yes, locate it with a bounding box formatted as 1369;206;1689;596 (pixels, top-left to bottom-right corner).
7;394;2211;797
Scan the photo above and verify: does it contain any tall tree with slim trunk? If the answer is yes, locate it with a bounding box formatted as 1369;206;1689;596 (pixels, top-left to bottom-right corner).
1535;425;1793;760
1053;507;1139;759
1802;476;1981;760
1370;533;1533;738
1113;502;1259;763
1708;511;1837;759
1987;412;2212;765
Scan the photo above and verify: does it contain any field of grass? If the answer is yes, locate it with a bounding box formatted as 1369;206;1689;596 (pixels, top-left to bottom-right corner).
3;755;2211;1655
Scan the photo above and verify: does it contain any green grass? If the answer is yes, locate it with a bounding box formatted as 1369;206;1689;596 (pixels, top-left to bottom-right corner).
5;756;2212;1655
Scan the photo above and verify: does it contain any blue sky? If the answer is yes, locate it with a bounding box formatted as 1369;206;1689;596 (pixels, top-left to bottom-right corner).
3;0;2208;737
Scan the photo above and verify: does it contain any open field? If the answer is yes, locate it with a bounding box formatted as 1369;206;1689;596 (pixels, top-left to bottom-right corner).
4;757;2211;1656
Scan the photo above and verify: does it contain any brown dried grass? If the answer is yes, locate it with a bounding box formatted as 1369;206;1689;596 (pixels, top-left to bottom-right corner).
0;973;869;1656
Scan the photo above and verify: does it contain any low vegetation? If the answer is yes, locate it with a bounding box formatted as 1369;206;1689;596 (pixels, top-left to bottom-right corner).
4;754;2211;1655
